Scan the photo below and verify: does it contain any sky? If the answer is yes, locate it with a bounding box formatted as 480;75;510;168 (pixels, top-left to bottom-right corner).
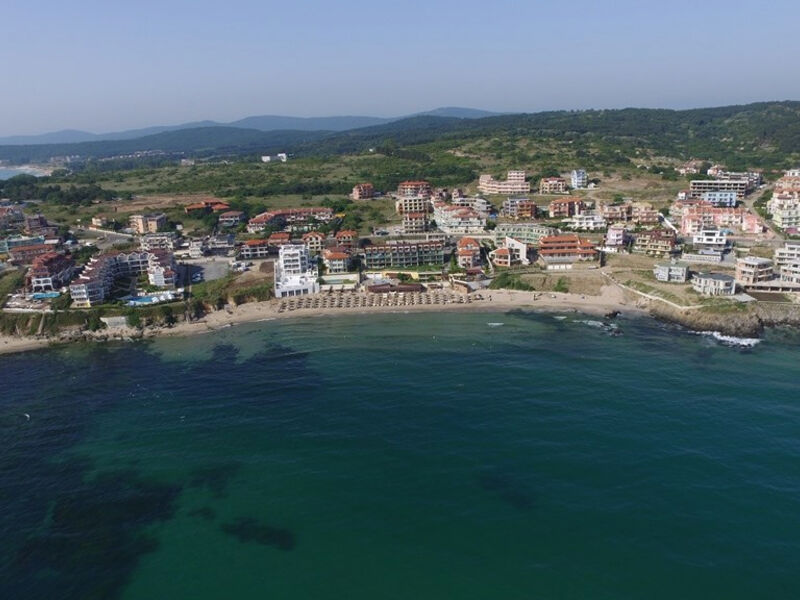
1;0;799;135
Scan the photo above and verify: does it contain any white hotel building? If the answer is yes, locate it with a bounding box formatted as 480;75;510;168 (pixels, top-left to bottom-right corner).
767;192;800;230
571;169;588;189
432;202;486;234
274;244;320;298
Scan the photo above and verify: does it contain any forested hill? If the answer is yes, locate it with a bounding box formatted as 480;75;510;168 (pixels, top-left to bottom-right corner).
0;127;331;164
1;101;799;168
296;102;800;168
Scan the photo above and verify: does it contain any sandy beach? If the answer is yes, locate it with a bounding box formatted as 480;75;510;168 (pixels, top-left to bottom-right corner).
0;285;647;355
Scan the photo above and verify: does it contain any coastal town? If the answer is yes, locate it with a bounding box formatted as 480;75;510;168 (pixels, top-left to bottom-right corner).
2;161;800;351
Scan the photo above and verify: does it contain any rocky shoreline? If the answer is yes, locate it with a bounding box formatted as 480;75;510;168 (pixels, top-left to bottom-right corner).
649;302;800;338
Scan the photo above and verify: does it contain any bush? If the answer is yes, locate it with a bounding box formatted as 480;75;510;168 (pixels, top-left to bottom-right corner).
125;308;142;328
489;271;534;291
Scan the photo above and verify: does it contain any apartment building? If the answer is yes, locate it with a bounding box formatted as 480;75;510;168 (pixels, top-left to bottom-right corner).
334;229;358;249
571;169;588;189
691;272;735;296
140;232;178;251
69;250;177;307
493;223;555;246
767;192;800;230
775;169;800;193
455;236;481;269
631;205;660;225
779;261;800;286
431;202;485;234
238;239;271;259
268;232;292;247
146;250;178;288
689;179;749;199
478;170;530;195
692;229;728;253
452;196;492;217
680;205;762;235
0;206;24;230
774;243;800;267
707;168;762;189
246;208;334;233
301;231;326;255
351;183;375;200
677;160;702;175
491;236;530;267
403;212;429;234
565;212;607;231
397;180;432;198
735;257;774;285
8;244;52;265
539;177;568;194
362;240;444;270
537;234;597;268
395;196;431;215
184;200;231;214
24;214;58;237
502;197;537;220
0;235;45;254
129;213;167;234
632;230;677;256
322;248;351;274
600;203;631;223
654;260;689;283
701;191;738;208
604;224;630;250
274;244;319;298
489;247;512;268
207;234;236;255
26;252;75;292
218;211;245;227
549;197;585;218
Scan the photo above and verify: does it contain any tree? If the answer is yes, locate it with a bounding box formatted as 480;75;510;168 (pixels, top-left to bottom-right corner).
159;305;175;326
125;308;142;328
86;309;105;331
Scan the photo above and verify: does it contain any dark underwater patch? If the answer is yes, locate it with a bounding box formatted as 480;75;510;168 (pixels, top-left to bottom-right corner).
8;469;180;599
188;506;217;521
220;517;295;551
188;461;242;498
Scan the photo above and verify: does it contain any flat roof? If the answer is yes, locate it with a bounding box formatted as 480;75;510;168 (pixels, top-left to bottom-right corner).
696;272;735;282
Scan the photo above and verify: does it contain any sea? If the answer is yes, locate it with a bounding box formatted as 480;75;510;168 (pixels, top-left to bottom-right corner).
0;167;44;180
1;311;799;599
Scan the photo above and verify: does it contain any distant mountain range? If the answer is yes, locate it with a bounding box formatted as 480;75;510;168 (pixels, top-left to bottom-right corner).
1;102;799;168
0;107;501;146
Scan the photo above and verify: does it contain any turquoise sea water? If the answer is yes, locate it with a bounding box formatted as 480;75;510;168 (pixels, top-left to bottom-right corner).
0;167;40;180
2;311;800;599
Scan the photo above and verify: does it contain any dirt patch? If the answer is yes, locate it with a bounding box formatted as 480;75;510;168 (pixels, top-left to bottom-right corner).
521;272;606;295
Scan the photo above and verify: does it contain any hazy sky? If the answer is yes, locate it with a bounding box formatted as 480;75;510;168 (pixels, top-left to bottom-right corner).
1;0;799;135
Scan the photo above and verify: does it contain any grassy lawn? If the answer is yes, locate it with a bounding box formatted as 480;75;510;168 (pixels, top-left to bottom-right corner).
0;268;25;300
